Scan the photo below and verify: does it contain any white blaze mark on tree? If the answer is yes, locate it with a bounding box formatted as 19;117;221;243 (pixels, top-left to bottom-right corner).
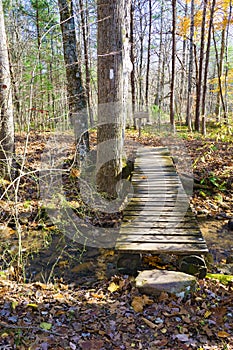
110;69;114;80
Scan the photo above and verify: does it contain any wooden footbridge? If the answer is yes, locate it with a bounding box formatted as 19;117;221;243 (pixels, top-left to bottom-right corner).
116;147;208;255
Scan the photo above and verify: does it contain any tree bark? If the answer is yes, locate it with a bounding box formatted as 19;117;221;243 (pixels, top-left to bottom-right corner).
186;0;194;131
179;0;188;122
96;0;124;197
145;0;152;112
58;0;89;154
213;25;227;121
138;0;144;110
201;0;216;135
170;0;176;131
0;0;14;178
130;1;135;118
79;0;94;126
194;0;207;132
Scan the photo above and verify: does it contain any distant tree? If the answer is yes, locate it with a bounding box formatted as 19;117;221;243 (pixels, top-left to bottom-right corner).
58;0;89;155
0;0;14;178
130;1;136;117
186;0;194;131
201;0;216;135
170;0;176;131
145;0;152;111
79;0;94;126
195;0;207;132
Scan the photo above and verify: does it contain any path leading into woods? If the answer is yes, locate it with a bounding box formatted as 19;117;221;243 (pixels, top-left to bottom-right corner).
116;147;208;255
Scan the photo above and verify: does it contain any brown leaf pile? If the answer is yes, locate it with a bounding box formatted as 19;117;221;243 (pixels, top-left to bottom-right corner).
0;276;233;349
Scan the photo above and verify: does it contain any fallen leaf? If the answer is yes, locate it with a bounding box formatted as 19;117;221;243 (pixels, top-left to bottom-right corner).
161;328;167;334
173;334;190;342
70;168;80;178
131;295;153;313
53;293;64;300
40;322;52;330
27;303;38;309
11;301;18;310
71;262;93;273
80;340;104;350
141;317;157;329
158;291;169;301
204;310;212;318
132;296;144;312
217;331;231;338
108;282;120;293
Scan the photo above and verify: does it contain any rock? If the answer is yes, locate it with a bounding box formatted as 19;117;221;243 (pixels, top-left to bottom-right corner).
226;256;233;264
117;254;141;276
179;255;207;279
135;269;197;297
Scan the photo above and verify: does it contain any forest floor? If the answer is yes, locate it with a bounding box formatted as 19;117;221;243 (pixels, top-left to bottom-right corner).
0;126;233;349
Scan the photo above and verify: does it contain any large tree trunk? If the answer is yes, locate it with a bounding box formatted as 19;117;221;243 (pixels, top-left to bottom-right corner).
0;0;14;178
96;0;124;197
130;1;136;119
79;0;94;126
138;0;144;110
213;26;227;121
170;0;176;131
195;0;207;132
186;0;194;131
58;0;89;155
201;0;216;135
122;0;131;130
154;0;164;129
179;0;188;122
145;0;152;111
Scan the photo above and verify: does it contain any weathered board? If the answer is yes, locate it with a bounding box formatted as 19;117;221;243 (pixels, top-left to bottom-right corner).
115;147;208;255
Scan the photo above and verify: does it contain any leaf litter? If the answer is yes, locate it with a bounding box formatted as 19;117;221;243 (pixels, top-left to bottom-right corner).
0;130;232;349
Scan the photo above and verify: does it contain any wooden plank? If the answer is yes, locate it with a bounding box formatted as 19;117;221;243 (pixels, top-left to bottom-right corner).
123;215;195;222
132;182;181;186
121;222;198;229
115;146;208;255
123;205;190;210
124;206;190;211
117;235;205;243
115;242;208;254
123;211;194;217
130;194;189;198
119;227;201;235
127;199;188;203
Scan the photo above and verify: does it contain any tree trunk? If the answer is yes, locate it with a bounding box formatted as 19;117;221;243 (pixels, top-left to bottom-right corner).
195;0;207;132
79;0;94;126
154;0;164;129
96;0;124;197
201;0;216;135
122;0;131;130
0;0;14;178
179;0;188;122
58;0;89;155
213;26;227;121
145;0;152;112
186;0;194;131
138;1;144;110
170;0;176;131
130;1;136;127
223;0;232;119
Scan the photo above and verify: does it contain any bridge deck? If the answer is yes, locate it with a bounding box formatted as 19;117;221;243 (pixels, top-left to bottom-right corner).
115;147;208;255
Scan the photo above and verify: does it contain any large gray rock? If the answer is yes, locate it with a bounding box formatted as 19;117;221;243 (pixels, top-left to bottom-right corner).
135;269;197;298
